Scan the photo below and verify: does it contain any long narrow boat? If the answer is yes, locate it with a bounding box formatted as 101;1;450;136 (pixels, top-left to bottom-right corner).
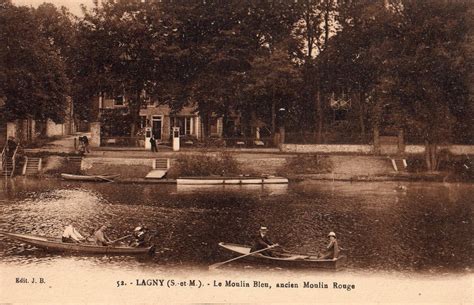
218;242;346;269
177;176;289;185
0;232;154;255
61;173;120;182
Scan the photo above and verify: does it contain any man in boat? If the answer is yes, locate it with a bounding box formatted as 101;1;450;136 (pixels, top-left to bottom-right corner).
250;226;279;257
129;226;148;247
320;231;340;259
93;225;111;246
62;224;86;243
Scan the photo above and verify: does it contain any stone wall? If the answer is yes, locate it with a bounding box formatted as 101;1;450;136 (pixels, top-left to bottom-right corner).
281;144;474;156
281;144;373;154
90;122;101;147
81;157;154;170
46;119;65;137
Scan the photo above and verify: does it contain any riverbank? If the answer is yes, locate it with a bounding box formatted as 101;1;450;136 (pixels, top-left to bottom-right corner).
26;152;467;183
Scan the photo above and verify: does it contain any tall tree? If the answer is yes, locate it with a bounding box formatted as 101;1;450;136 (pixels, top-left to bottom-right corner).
391;0;471;170
160;0;300;138
79;0;165;134
0;1;70;124
294;0;338;142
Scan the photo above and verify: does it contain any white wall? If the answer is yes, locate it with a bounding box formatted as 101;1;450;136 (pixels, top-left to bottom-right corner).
281;144;474;155
46;119;65;137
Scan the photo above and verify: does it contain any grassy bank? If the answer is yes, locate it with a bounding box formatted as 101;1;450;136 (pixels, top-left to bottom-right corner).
278;154;333;176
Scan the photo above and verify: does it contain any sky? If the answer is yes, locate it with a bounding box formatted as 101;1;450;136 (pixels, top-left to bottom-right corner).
12;0;94;16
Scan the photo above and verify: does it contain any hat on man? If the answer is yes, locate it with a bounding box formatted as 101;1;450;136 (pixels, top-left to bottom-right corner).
328;231;336;237
259;226;268;231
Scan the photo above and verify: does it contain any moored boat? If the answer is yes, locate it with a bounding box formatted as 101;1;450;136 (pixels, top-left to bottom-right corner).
61;173;120;182
176;176;289;185
0;232;154;255
218;242;346;269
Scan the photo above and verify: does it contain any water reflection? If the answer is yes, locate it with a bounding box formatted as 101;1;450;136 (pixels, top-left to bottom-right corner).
176;184;288;196
0;178;472;273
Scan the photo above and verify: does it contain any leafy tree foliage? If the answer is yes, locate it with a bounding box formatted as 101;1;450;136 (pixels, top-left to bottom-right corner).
322;0;471;169
0;1;70;123
1;0;471;161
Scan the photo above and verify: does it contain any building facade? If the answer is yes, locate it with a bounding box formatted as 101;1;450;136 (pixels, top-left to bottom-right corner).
97;94;223;147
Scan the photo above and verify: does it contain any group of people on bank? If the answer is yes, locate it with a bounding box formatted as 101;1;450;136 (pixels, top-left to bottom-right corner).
62;222;340;259
62;223;148;248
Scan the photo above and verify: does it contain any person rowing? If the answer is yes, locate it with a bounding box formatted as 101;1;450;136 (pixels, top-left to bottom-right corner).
93;225;111;246
250;226;280;257
62;222;86;243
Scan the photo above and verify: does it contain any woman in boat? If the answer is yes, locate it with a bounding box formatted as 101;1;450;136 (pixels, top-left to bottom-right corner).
129;226;148;247
250;226;279;257
62;224;86;243
93;225;111;246
320;231;340;259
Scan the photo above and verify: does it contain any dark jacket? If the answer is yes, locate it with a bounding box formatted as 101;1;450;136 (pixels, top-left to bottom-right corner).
251;233;273;252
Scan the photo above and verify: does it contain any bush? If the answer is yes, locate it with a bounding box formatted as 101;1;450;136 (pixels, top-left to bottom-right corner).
406;157;426;172
439;157;474;181
168;152;241;177
280;154;333;175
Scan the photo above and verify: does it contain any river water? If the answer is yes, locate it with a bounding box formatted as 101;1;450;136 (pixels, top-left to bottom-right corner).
0;178;472;274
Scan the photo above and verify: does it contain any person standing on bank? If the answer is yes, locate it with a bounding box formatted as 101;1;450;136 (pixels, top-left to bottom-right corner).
320;231;340;259
250;226;279;257
150;135;157;152
82;135;90;153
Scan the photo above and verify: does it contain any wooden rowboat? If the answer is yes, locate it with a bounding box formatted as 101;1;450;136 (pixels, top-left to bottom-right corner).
176;176;289;185
0;232;154;255
218;242;346;269
61;173;120;182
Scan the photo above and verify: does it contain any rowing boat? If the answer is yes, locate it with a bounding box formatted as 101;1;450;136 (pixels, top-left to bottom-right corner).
218;242;346;269
61;173;120;182
0;232;154;255
176;176;289;185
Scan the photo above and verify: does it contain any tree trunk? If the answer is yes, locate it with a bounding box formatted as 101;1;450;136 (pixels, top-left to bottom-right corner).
357;91;366;140
425;141;438;172
372;98;383;154
271;97;276;135
130;90;142;137
222;99;230;138
316;85;323;143
324;0;330;46
201;111;210;140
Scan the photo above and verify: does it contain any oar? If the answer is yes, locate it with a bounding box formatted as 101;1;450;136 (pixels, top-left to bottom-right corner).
106;234;132;245
209;244;279;270
96;175;115;183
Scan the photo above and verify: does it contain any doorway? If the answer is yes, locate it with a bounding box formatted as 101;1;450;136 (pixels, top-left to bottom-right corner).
152;116;162;140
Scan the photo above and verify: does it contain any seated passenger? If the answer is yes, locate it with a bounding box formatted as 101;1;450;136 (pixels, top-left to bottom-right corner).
250;226;279;257
62;224;85;243
93;225;111;246
320;231;340;259
129;226;148;248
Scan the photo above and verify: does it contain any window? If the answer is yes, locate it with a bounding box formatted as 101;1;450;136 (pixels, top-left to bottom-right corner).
334;109;348;121
140;116;147;129
171;116;193;135
114;95;124;106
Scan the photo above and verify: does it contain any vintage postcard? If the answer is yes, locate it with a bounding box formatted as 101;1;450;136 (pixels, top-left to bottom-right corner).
1;0;472;304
